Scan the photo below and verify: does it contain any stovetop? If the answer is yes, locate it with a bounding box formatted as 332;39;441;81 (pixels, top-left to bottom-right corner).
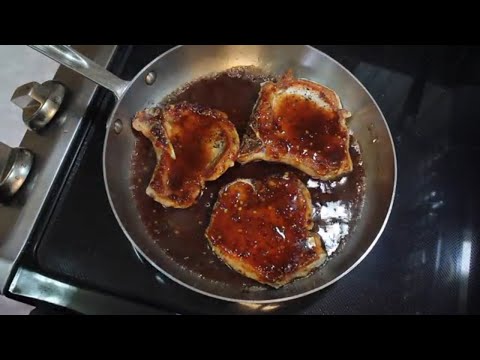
5;45;480;314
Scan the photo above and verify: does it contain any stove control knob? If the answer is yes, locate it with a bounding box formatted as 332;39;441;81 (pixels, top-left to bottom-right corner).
10;80;66;131
0;142;34;203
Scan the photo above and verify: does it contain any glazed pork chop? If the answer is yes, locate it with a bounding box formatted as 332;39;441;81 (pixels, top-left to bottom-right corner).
205;172;327;288
132;102;240;208
238;70;353;180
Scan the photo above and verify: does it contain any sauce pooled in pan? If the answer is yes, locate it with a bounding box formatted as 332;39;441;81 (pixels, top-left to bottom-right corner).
130;66;366;287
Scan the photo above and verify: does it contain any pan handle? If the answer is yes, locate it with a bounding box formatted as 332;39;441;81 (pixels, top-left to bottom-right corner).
28;45;129;100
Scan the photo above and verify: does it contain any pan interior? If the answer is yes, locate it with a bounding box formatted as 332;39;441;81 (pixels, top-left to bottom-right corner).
103;45;396;302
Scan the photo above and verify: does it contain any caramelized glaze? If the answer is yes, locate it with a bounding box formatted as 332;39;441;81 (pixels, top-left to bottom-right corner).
132;102;239;208
239;70;352;180
264;96;347;168
131;66;366;287
205;173;325;286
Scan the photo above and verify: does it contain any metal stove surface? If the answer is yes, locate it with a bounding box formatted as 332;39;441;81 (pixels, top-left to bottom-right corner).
6;45;480;314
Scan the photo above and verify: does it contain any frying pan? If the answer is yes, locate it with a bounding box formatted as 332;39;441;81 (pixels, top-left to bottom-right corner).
30;45;396;303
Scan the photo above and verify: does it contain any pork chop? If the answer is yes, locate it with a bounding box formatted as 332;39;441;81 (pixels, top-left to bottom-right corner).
205;172;327;288
238;70;353;180
132;102;240;208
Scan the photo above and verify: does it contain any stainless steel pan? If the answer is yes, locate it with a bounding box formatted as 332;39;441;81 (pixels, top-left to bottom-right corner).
30;45;396;303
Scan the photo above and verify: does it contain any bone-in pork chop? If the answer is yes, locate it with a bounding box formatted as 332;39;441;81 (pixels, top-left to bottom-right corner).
238;70;353;180
205;172;327;288
132;102;240;208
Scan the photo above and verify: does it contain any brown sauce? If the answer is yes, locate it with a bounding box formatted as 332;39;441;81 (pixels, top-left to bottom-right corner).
130;66;366;286
266;96;348;169
205;173;323;284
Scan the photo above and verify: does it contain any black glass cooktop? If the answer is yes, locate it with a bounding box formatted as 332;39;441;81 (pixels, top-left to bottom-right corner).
8;45;480;314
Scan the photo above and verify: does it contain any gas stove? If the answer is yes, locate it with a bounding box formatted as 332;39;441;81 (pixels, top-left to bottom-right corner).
1;45;479;314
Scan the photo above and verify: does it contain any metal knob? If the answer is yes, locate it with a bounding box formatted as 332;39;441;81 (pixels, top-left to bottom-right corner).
11;80;66;131
0;142;34;203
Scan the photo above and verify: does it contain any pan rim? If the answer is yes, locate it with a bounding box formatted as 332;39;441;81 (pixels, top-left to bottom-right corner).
102;45;398;304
